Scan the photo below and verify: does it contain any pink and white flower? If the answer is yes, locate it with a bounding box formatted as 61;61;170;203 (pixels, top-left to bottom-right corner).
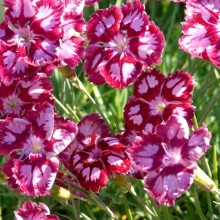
0;73;53;118
69;135;130;192
0;103;78;196
84;0;164;88
0;0;85;79
124;68;195;139
3;154;59;197
14;201;60;220
59;113;130;192
129;114;211;206
179;0;220;68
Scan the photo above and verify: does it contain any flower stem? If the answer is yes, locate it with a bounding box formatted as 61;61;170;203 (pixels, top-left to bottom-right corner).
123;193;133;220
53;95;71;117
191;185;207;220
161;205;172;220
193;115;215;218
193;115;212;178
70;76;111;128
198;88;220;125
88;191;118;220
129;185;159;219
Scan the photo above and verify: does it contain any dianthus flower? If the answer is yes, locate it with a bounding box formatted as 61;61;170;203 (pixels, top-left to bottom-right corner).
1;103;77;196
59;113;130;192
14;201;60;220
0;73;53;118
129;114;211;206
123;68;194;141
84;0;164;88
0;0;85;79
179;0;220;68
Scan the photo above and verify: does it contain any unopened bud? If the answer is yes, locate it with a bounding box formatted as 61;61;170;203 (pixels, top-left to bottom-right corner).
51;185;72;201
194;166;217;193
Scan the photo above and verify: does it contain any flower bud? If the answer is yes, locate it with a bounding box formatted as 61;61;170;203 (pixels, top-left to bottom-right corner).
51;185;72;201
194;166;217;193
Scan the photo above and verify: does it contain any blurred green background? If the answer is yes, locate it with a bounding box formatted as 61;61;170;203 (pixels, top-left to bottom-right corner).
0;0;220;219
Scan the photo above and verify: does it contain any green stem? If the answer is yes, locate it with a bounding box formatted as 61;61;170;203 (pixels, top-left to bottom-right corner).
80;213;93;220
70;76;111;128
191;185;207;220
129;186;159;219
193;115;212;178
71;200;80;220
161;205;172;220
88;191;118;220
66;104;80;122
213;142;218;188
165;4;179;44
214;68;220;86
205;192;213;220
198;88;220;125
192;114;199;129
53;95;71;117
123;193;133;220
85;204;97;220
193;115;214;218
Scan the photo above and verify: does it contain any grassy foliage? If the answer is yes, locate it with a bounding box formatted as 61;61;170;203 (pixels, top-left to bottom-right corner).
0;0;220;219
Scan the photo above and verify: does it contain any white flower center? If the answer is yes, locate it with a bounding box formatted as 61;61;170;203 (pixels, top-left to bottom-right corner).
163;146;182;166
108;32;128;53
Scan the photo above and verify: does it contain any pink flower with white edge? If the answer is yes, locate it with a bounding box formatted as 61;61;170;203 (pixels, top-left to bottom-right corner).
0;103;78;196
0;73;53;119
84;0;164;88
14;201;60;220
179;0;220;68
124;68;195;139
70;135;130;192
3;154;59;197
129;114;211;206
59;113;130;192
0;0;85;79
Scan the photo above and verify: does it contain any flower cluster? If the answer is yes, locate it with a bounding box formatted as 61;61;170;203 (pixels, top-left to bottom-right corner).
0;0;85;79
122;67;211;206
0;0;215;218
